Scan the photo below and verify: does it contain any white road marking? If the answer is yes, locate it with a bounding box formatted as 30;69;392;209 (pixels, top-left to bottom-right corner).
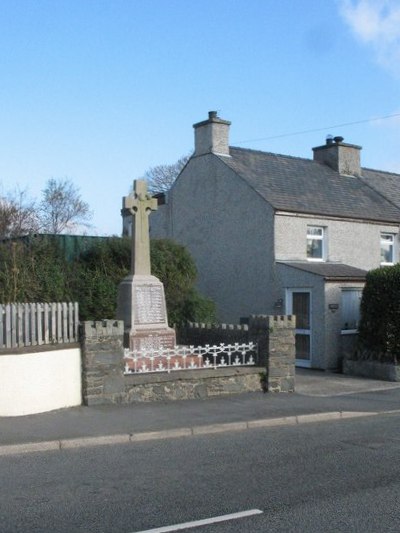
134;509;263;532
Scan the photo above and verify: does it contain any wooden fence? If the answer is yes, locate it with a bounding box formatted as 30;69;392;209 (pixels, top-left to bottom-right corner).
0;302;79;350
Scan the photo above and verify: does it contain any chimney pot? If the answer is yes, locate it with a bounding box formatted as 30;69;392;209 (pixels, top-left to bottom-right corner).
334;136;344;144
209;111;218;119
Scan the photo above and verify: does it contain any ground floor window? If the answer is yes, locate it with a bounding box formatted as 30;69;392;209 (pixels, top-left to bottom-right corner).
341;289;362;332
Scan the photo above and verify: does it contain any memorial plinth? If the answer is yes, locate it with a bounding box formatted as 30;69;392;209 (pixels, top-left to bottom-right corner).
116;180;176;351
117;274;176;351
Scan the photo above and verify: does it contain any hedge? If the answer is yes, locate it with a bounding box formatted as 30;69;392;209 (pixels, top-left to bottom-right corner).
358;264;400;364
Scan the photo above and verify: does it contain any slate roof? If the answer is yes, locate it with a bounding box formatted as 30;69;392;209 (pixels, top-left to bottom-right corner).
277;262;367;281
220;147;400;223
360;168;400;212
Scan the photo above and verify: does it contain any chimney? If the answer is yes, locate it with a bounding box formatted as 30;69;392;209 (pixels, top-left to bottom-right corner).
193;111;231;157
312;136;362;176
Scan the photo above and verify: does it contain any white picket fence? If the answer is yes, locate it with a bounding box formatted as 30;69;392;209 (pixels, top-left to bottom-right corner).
0;302;79;349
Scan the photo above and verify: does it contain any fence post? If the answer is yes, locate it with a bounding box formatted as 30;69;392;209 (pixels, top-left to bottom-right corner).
57;303;62;343
37;303;43;345
5;304;11;348
0;305;3;348
43;303;49;344
24;303;30;345
30;303;36;345
74;302;79;341
17;304;23;347
11;304;17;347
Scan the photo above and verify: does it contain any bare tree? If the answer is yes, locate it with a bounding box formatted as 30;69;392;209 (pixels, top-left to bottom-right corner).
142;154;190;194
0;188;39;239
39;178;92;234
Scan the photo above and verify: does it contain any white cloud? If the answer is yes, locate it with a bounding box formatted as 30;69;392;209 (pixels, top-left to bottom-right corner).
339;0;400;75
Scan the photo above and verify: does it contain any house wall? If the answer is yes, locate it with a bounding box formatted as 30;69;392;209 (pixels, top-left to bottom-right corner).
149;197;170;239
151;154;278;323
275;213;399;269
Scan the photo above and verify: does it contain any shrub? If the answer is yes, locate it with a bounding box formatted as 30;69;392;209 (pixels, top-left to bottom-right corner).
150;239;216;325
358;264;400;364
0;235;216;326
71;237;130;320
0;237;71;302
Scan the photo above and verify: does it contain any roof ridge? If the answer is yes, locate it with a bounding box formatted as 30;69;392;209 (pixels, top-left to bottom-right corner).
229;145;313;163
362;166;400;178
229;147;400;178
218;146;400;224
359;175;400;215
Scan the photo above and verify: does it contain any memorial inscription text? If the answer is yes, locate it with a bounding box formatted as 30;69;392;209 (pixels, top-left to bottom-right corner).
134;285;166;325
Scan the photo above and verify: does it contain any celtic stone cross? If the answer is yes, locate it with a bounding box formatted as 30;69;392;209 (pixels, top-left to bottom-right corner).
123;180;158;276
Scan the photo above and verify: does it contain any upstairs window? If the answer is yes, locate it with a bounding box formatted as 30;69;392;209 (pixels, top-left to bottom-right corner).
307;226;324;261
380;233;394;265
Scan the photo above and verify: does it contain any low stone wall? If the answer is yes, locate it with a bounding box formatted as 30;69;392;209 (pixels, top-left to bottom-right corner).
343;342;400;382
343;358;400;382
124;367;263;402
81;315;296;405
340;333;358;365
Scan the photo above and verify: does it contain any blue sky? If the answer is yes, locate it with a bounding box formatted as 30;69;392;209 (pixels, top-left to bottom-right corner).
1;0;400;235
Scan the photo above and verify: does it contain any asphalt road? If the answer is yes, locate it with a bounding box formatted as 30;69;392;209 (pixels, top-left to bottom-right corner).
1;413;400;533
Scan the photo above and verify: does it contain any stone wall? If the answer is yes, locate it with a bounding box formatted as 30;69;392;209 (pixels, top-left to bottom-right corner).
343;358;400;382
267;316;296;392
80;320;125;406
80;315;296;405
343;344;400;382
124;367;263;402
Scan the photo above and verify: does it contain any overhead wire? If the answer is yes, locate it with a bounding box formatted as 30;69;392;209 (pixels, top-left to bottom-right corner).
233;112;400;145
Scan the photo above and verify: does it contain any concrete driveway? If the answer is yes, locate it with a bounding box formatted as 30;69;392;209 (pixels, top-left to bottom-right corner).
295;368;400;397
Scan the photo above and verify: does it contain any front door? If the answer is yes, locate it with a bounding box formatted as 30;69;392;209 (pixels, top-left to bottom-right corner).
286;290;312;368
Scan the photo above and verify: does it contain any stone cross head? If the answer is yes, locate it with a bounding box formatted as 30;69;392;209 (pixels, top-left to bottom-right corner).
122;180;158;275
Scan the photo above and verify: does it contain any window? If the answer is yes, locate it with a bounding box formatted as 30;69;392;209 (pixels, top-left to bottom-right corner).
341;289;362;332
380;233;394;265
307;226;324;261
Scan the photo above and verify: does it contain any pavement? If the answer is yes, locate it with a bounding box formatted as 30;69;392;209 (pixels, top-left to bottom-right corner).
1;369;400;456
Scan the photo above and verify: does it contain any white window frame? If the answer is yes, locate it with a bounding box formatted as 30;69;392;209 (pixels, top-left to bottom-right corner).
307;226;325;262
341;288;363;334
380;233;395;266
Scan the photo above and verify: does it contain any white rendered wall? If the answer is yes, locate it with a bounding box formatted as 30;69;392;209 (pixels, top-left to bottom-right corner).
0;348;82;416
